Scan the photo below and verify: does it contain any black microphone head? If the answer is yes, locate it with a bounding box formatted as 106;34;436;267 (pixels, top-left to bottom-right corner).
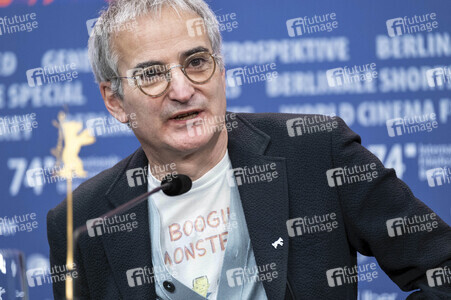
161;174;192;196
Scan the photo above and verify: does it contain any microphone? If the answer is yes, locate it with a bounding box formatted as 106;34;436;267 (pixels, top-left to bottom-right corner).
73;173;192;240
161;174;192;196
67;173;192;299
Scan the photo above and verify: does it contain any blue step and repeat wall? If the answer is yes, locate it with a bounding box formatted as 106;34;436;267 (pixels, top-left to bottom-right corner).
1;0;450;299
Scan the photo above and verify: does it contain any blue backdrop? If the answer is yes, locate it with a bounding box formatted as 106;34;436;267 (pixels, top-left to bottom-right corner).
1;0;450;299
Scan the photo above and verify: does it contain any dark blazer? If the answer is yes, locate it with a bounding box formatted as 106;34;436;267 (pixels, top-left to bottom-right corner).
47;113;451;300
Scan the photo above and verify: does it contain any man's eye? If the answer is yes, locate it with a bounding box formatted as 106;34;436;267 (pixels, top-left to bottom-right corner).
188;58;207;68
143;72;157;79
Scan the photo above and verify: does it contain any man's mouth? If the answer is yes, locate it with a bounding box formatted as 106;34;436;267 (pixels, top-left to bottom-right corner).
171;110;202;121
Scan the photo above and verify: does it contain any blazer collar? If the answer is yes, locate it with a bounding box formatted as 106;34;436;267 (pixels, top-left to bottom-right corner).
102;112;289;300
227;113;290;300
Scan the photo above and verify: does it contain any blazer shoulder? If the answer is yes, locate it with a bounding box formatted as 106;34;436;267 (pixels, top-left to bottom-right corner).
234;112;347;139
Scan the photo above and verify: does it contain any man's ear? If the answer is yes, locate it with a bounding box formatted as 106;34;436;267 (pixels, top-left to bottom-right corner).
99;81;128;123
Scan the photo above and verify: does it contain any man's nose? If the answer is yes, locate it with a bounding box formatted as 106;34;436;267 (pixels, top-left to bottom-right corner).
166;66;195;103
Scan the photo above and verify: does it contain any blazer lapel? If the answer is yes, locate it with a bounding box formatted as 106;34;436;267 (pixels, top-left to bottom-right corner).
227;113;290;300
102;148;156;299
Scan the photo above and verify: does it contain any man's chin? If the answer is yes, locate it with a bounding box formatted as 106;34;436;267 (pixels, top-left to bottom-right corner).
167;133;213;153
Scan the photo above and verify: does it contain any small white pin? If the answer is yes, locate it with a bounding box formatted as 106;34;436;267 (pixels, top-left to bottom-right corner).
272;237;283;249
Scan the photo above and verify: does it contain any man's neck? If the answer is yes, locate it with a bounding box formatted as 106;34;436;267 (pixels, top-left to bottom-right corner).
143;130;228;182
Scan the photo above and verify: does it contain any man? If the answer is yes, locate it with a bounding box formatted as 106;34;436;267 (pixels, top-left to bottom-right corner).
47;0;451;299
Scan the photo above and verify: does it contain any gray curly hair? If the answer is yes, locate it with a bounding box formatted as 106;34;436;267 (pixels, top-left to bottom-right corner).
88;0;224;99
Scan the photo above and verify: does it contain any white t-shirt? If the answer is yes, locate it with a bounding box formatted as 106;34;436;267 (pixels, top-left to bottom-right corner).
148;152;233;299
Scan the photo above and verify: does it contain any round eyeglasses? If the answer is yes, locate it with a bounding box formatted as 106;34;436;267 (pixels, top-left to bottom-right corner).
111;51;219;97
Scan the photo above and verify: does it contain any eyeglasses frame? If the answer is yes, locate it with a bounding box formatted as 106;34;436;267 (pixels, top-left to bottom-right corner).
110;51;220;98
